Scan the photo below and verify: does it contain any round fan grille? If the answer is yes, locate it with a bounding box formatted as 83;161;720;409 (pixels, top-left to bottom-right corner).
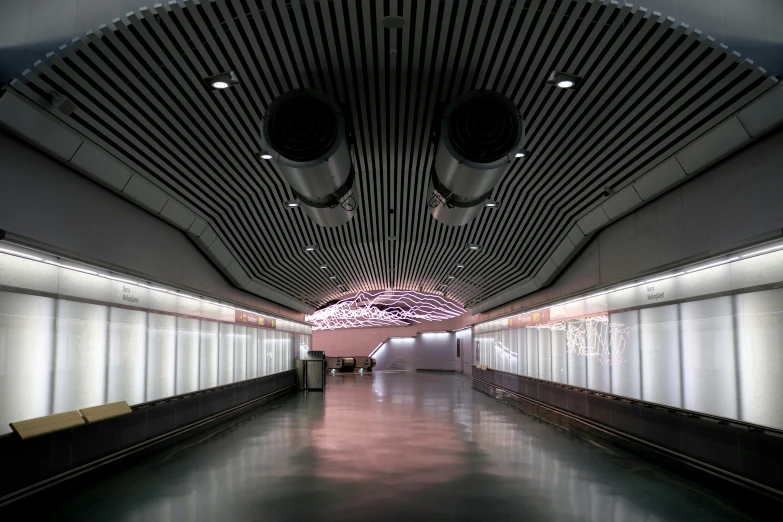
267;95;338;161
448;96;520;163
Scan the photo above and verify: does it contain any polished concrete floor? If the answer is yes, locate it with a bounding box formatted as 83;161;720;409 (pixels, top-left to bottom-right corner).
13;372;760;521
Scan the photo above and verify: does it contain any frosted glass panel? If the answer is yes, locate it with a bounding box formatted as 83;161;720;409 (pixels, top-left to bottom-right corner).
0;292;55;427
107;308;147;404
200;321;218;389
53;300;109;412
176;317;200;395
234;325;247;382
525;329;538;378
146;313;176;401
639;306;681;407
247;327;258;379
736;289;783;429
681;298;738;419
538;329;552;381
551;330;567;384
610;311;641;400
218;323;235;385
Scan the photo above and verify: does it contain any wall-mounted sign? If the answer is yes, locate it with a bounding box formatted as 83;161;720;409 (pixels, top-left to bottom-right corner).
508;309;550;328
235;310;276;329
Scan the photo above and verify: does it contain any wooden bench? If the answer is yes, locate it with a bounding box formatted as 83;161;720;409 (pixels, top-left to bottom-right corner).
10;411;85;440
79;401;132;423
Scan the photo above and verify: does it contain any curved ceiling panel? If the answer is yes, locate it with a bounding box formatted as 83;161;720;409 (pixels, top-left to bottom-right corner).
3;0;776;311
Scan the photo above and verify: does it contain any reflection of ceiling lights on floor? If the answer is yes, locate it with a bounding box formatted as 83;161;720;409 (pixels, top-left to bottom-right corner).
306;290;464;330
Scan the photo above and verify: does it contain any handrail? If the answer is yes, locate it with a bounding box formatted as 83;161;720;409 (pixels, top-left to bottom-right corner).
384;357;404;370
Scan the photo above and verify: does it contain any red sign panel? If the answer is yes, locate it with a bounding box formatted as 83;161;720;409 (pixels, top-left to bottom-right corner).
508;309;550;328
235;310;276;329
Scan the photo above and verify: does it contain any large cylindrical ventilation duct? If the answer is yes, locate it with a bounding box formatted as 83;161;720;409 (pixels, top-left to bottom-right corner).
260;89;357;227
428;90;524;226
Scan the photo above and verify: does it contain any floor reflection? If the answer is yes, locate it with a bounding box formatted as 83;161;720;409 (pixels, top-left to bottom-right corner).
6;372;759;521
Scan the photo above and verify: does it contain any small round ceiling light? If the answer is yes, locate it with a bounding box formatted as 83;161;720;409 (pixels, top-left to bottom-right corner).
485;201;500;208
456;264;465;269
204;71;240;91
303;245;318;252
447;275;455;279
259;152;273;160
320;264;328;269
467;244;481;251
284;200;299;208
380;15;406;29
546;70;582;90
330;276;338;280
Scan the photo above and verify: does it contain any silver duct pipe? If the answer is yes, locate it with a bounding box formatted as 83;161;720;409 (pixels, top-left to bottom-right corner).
260;89;357;227
428;90;525;226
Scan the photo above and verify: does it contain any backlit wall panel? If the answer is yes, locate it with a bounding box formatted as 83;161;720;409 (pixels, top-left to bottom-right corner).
609;311;641;400
680;297;738;419
735;289;783;428
218;323;235;386
0;250;301;435
199;320;219;389
107;307;147;405
475;243;783;430
639;306;681;407
53;300;109;413
146;313;176;402
0;292;55;428
176;317;200;395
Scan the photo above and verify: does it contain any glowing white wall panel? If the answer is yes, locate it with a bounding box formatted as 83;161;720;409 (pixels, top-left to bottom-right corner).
0;292;55;427
538;329;552;381
107;308;147;404
550;329;568;384
218;323;235;385
53;300;109;412
736;288;783;430
246;327;258;379
199;321;218;389
0;252;59;293
639;306;681;407
234;325;247;382
586;324;611;394
566;325;587;388
610;311;641;400
176;317;200;395
146;313;176;401
526;329;538;378
680;297;738;419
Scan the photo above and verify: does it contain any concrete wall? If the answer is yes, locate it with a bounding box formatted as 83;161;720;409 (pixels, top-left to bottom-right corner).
474;128;783;323
0;132;302;320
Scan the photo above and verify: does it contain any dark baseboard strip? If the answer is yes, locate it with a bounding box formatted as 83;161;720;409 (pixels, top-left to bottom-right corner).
470;376;783;513
0;384;296;509
416;369;457;373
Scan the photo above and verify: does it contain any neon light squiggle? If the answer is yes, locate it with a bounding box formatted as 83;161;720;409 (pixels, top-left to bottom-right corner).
533;315;629;365
306;290;464;330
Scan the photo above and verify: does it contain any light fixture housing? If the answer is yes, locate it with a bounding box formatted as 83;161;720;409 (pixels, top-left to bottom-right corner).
547;71;582;90
204;71;240;91
515;149;529;159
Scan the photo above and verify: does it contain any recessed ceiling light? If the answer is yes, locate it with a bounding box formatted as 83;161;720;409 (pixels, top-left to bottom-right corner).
448;275;455;279
204;71;240;91
547;70;581;90
284;200;299;208
330;276;337;280
456;264;465;269
259;152;273;160
485;201;500;208
320;264;328;269
380;15;406;29
303;245;318;252
468;244;481;251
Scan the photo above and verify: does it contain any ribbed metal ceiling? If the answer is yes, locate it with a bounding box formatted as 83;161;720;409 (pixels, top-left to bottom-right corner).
9;0;775;311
